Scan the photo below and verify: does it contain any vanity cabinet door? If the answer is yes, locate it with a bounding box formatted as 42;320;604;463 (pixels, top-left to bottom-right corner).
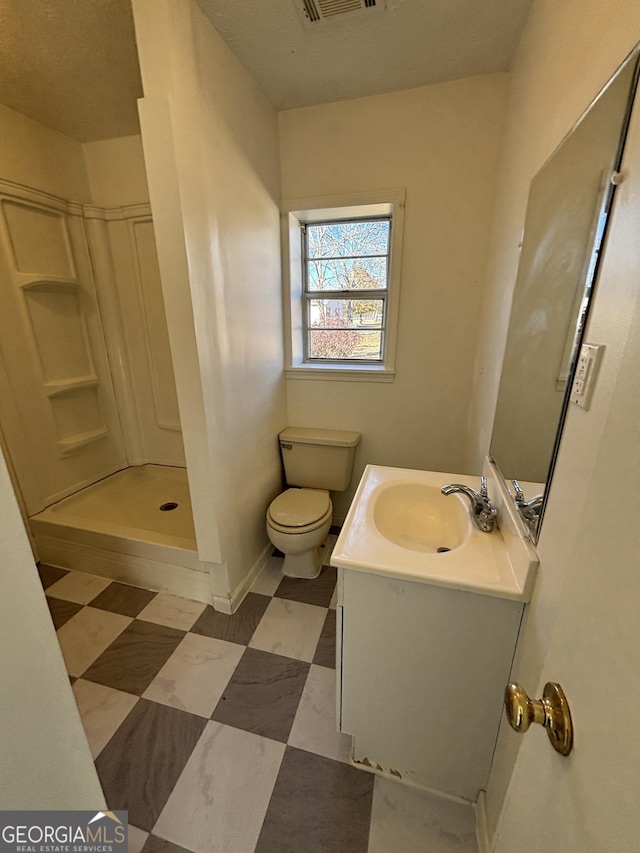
338;568;523;801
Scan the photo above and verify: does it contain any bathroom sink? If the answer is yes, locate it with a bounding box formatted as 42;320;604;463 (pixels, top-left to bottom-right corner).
331;465;539;601
372;482;470;553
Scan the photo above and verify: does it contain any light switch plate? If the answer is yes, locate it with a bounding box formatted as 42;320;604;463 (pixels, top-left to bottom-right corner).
570;343;604;410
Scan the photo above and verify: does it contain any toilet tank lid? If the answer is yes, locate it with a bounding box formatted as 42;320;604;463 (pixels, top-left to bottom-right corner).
280;427;361;448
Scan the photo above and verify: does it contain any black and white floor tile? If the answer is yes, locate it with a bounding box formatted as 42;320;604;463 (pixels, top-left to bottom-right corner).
38;540;478;853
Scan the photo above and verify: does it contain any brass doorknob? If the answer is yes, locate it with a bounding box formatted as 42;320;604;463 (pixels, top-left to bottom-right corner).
504;682;573;756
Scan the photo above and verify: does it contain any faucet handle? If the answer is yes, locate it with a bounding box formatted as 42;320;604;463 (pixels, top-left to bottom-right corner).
511;479;525;503
480;475;488;497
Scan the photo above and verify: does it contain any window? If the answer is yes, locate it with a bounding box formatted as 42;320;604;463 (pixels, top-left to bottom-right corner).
282;190;405;381
303;218;390;363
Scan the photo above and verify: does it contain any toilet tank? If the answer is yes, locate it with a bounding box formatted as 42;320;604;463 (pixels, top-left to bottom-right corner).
279;427;361;492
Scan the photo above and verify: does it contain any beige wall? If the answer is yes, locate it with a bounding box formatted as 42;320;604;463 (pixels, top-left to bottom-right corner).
279;74;509;519
83;135;150;207
133;0;286;600
0;102;91;201
472;0;640;843
0;105;149;210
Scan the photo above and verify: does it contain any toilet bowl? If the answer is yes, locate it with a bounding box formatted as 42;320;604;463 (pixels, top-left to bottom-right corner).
267;488;332;578
266;427;361;579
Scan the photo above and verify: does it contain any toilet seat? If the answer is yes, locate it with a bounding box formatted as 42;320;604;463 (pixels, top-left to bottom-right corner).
267;488;331;533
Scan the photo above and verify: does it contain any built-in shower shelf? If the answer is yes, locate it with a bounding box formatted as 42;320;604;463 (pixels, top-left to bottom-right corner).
57;427;109;457
44;376;99;398
19;276;79;293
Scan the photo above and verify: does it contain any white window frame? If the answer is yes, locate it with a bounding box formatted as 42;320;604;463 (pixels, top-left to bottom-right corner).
281;189;405;382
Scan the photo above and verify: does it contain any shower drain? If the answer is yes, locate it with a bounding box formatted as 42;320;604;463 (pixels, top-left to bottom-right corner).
159;502;179;512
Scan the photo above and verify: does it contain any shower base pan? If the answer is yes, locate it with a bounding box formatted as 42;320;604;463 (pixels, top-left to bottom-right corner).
29;465;214;605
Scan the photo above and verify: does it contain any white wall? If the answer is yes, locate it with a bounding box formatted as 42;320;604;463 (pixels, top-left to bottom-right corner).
0;450;105;808
133;0;287;601
464;0;640;474
279;74;508;519
83;135;150;207
470;0;640;843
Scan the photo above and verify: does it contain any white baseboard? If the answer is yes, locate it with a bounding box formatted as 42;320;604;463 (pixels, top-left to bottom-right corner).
214;543;273;614
475;790;492;853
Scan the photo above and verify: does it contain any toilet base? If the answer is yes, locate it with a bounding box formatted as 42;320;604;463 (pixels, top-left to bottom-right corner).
281;541;326;579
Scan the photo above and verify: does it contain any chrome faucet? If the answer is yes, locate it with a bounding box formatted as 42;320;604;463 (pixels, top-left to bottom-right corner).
440;475;498;533
511;480;544;528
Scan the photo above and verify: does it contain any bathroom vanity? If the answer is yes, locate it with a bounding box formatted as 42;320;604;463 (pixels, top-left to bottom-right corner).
331;464;537;802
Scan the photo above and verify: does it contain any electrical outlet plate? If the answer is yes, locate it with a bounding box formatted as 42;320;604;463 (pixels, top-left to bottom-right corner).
570;343;604;410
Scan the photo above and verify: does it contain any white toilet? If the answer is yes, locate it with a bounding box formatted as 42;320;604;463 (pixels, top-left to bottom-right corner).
266;427;361;579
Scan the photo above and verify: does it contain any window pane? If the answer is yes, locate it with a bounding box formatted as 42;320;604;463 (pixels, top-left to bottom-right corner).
309;299;383;329
307;257;387;291
307;220;390;259
309;330;383;361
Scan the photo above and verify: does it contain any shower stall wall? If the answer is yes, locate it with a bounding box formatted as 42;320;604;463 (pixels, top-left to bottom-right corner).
0;180;127;511
0;177;212;604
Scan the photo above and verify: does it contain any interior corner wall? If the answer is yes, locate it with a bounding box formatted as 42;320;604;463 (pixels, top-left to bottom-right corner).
278;73;508;519
0;102;91;201
466;0;640;842
132;0;286;600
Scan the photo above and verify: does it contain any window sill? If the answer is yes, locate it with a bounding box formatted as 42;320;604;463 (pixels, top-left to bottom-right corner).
285;365;396;383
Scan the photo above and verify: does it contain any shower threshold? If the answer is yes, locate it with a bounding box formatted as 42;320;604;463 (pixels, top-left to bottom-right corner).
29;465;212;604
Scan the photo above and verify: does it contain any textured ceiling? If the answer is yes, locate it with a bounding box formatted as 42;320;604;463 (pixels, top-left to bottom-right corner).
0;0;142;142
0;0;531;142
196;0;533;110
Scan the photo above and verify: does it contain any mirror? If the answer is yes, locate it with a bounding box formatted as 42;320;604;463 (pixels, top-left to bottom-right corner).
490;46;640;540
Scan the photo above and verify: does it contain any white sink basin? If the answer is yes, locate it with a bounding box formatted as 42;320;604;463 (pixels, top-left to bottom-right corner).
373;482;471;553
332;465;538;601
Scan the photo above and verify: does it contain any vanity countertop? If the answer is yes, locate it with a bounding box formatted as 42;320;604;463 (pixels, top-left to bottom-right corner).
331;464;538;602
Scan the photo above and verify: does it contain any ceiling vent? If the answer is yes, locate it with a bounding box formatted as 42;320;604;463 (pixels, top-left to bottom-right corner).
294;0;386;29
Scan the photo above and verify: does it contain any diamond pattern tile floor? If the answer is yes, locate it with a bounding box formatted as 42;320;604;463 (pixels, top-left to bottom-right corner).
312;608;337;669
82;620;186;695
89;582;158;617
255;746;374;853
190;593;270;645
46;596;84;629
211;647;309;742
37;563;69;589
40;553;478;853
95;699;208;832
274;564;337;608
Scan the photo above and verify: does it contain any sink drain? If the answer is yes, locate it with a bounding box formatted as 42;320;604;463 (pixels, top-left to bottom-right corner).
437;546;451;553
159;502;179;512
